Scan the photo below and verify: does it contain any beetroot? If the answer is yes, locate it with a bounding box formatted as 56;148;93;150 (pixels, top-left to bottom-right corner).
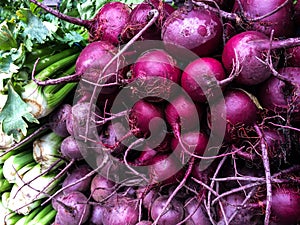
209;89;259;140
286;46;300;66
270;187;300;224
130;49;181;102
150;195;184;225
102;195;139;225
258;67;300;122
89;204;105;225
121;0;175;41
185;198;210;225
165;95;203;138
134;146;158;166
60;136;85;160
62;164;92;194
99;121;128;156
171;131;209;159
181;57;227;102
135;221;152;225
148;153;183;184
76;41;125;95
48;104;72;137
217;193;262;225
33;41;124;95
222;31;274;85
140;188;159;210
162;6;223;57
129;100;165;140
90;174;115;202
29;0;131;44
55;191;91;225
233;0;295;38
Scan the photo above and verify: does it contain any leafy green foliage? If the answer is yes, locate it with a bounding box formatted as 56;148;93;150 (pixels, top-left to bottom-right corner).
0;83;39;142
16;8;50;51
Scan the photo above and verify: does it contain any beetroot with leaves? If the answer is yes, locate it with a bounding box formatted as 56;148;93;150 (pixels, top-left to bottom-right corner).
162;6;223;57
29;0;131;44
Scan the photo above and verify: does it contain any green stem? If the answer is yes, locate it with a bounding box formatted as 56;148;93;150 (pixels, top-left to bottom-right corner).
25;44;65;64
43;65;76;94
23;205;42;224
5;213;22;225
35;53;79;81
2;192;10;208
0;179;12;193
27;204;54;225
34;48;79;73
36;209;56;225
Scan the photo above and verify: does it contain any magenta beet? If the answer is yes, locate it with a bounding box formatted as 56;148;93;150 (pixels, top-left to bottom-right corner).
162;7;223;57
181;57;226;102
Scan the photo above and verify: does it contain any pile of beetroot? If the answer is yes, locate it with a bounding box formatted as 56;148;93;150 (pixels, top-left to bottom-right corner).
30;0;300;224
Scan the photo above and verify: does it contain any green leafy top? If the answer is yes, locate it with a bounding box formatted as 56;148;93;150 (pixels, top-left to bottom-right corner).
0;83;39;142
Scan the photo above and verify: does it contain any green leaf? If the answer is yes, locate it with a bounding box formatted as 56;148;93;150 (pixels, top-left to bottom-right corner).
0;44;26;91
0;83;39;142
16;8;50;50
0;21;17;51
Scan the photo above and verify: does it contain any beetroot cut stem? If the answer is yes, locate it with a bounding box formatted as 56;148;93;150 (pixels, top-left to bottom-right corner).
29;0;90;28
84;9;159;142
254;124;272;225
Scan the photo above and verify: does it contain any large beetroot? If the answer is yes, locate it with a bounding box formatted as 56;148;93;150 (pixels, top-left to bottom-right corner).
162;6;223;57
232;0;295;38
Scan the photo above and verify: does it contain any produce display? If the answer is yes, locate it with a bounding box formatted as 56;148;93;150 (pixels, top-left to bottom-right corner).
0;0;300;224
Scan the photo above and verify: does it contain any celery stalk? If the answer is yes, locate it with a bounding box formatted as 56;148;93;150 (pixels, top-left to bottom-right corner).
3;150;34;183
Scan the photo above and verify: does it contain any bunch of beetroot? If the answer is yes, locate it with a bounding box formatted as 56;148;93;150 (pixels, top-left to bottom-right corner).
29;0;300;224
